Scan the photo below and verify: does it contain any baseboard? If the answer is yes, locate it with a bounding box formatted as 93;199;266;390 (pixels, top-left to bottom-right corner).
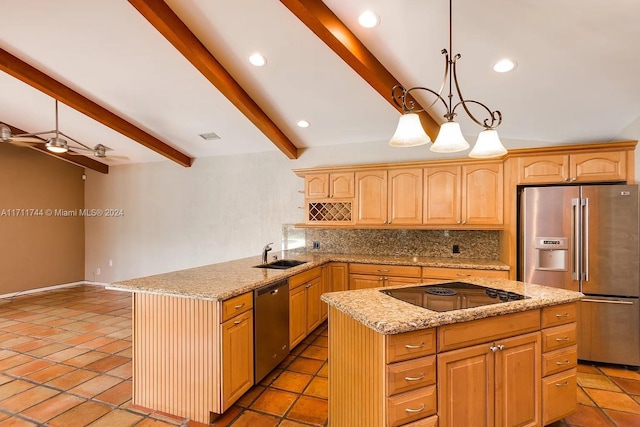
0;280;109;299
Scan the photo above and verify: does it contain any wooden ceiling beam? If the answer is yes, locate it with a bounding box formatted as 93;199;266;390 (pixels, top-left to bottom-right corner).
0;47;192;167
5;124;109;174
280;0;441;139
129;0;299;160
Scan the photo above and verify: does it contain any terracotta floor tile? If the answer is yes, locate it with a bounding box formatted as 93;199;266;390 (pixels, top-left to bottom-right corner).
93;380;132;406
300;345;328;361
5;359;54;377
84;354;129;373
21;393;85;423
236;385;265;408
44;346;88;362
105;361;132;379
63;332;104;346
26;343;71;358
96;339;131;354
68;374;122;398
116;347;133;358
0;413;8;422
303;376;328;399
229;410;279;427
312;336;328;348
0;380;35;401
149;410;188;424
64;351;109;367
286;357;324;375
9;339;48;353
599;366;640;381
278;421;311;427
260;369;282;387
48;401;111;427
316;362;328;378
583;388;640;414
45;368;99;391
271;371;313;393
25;363;75;384
577;372;622;392
604;408;640;427
611;377;640;395
138;419;182;427
576;387;595;406
86;408;143;426
0;354;36;371
77;336;116;350
0;375;12;386
250;389;297;417
286;395;328;426
0;417;38;426
0;350;18;361
277;354;296;370
0;385;59;413
564;404;616;426
290;344;307;356
210;405;242;426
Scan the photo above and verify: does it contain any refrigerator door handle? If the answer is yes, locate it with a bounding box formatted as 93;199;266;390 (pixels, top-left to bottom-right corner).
582;198;589;282
571;198;580;281
581;298;635;305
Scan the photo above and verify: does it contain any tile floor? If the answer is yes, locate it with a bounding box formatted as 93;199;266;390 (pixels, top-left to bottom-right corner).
0;284;639;427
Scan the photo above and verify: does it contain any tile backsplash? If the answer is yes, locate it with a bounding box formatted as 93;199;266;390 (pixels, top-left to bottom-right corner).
297;228;500;259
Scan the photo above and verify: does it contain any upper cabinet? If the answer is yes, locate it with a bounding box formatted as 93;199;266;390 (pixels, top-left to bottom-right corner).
518;150;628;184
305;172;354;198
355;170;387;224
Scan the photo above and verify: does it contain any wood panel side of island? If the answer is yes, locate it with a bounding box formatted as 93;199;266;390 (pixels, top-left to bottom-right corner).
133;293;220;423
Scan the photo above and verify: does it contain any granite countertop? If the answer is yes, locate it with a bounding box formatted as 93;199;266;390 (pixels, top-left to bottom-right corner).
109;251;509;301
321;277;583;335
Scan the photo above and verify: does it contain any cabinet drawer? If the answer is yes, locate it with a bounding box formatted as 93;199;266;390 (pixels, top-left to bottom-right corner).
289;267;322;289
542;345;577;377
542;368;577;425
422;266;509;280
350;263;421;278
221;292;253;323
387;329;436;363
541;303;577;328
387;385;437;427
542;323;576;352
402;415;438;427
387;355;436;396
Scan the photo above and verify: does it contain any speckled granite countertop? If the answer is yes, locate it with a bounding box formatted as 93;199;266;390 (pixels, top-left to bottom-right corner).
109;252;509;301
321;277;583;334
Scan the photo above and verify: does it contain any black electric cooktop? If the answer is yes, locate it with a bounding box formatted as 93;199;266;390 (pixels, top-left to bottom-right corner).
380;282;529;312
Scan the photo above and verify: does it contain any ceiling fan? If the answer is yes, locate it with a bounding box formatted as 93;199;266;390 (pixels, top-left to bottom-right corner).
0;99;128;162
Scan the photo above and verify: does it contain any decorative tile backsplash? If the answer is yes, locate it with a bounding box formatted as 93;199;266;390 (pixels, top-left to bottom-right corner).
294;227;500;259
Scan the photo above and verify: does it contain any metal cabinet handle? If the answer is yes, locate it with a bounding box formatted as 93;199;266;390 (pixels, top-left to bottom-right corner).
378;277;385;281
490;346;498;353
405;404;425;414
305;283;312;288
404;342;425;349
556;360;571;366
555;313;570;318
497;344;505;351
555;381;569;387
378;269;390;272
555;337;570;342
234;303;245;309
404;373;425;382
233;320;242;325
456;273;471;277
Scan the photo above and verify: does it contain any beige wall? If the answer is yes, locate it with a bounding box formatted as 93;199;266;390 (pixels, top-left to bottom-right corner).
0;143;85;294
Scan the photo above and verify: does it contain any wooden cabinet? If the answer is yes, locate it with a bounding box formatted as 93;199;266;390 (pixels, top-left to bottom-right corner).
289;267;323;348
221;309;254;411
423;162;503;226
349;263;421;290
326;262;348;293
518;151;627;184
305;172;354;198
541;303;578;425
356;170;388;224
422;266;509;282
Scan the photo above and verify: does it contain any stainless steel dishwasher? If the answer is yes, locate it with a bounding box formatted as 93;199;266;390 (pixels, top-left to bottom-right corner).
254;279;290;383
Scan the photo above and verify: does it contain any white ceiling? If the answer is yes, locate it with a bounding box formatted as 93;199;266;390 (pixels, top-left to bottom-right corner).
1;0;639;167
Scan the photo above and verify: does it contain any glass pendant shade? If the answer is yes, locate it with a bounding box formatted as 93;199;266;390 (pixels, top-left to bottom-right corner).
469;129;507;158
389;113;431;147
46;137;68;153
430;121;469;153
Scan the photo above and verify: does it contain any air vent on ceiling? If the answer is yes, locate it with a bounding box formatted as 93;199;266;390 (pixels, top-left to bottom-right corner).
199;132;221;141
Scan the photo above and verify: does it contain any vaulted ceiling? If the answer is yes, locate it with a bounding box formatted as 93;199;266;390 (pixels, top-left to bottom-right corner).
1;0;638;174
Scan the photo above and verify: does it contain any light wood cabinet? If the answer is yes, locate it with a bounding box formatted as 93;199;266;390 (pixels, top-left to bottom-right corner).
356;170;388;224
326;262;348;293
289;267;323;348
388;168;423;225
422;266;509;282
423;165;460;225
221;309;254;411
349;263;421;290
305;172;354;198
518;150;627;184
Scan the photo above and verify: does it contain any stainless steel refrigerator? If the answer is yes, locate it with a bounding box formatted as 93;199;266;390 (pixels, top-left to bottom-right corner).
519;184;640;366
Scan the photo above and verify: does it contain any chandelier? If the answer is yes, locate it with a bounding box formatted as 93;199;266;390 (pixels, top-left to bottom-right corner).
389;0;507;158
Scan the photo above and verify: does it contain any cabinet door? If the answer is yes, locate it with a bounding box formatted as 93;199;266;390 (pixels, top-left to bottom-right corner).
289;284;307;349
321;266;329;320
386;276;421;288
542;368;577;425
305;173;328;198
570;151;627;182
494;332;541;427
328;262;349;292
305;277;323;332
518;155;569;184
423;166;461;225
350;274;384;290
329;172;355;198
221;310;254;411
437;343;494;427
462;163;503;225
356;170;388;224
388;168;423;225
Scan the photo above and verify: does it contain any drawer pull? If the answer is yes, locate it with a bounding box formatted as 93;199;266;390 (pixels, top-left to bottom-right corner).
555;381;569;387
233;320;242;325
404;373;425;382
378;269;390;272
404;342;425;350
234;303;245;309
456;273;471;277
555;337;570;342
555;313;570;318
556;360;571;366
405;404;425;414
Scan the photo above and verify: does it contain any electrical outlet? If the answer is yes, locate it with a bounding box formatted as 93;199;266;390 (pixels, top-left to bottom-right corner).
108;259;113;267
444;230;450;237
313;241;320;249
96;268;101;275
452;244;460;254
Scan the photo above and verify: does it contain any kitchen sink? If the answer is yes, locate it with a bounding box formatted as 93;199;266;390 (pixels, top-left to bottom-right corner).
253;259;307;269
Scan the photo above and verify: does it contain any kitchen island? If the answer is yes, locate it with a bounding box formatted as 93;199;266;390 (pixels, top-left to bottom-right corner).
321;277;583;427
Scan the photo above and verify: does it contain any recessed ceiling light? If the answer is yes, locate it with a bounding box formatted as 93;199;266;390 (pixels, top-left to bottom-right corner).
249;52;267;67
297;120;310;128
493;59;517;73
358;10;380;28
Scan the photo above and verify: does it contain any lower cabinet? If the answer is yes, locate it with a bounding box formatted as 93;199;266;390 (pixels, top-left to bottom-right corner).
349;263;421;290
221;309;253;411
422;266;509;282
289;267;323;348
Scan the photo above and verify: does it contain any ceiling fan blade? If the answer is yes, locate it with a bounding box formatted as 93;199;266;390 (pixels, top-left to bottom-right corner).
11;136;45;143
8;138;42;147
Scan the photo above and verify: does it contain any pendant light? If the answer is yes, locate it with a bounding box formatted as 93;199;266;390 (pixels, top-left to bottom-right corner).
390;0;507;158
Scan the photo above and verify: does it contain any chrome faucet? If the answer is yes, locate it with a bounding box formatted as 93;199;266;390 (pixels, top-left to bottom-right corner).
262;242;273;264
